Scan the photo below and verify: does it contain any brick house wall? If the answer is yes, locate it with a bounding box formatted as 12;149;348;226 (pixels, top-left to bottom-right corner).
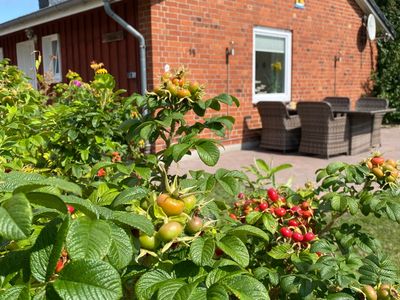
138;0;377;147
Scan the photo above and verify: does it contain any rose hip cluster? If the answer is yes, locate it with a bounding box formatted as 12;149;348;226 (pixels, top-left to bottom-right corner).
230;188;316;247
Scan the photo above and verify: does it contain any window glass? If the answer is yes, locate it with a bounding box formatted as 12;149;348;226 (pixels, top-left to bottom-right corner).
253;27;291;102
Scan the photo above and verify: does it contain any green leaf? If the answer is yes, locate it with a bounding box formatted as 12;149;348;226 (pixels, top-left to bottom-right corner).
30;216;70;282
135;269;173;300
107;222;134;270
255;159;270;173
195;140;220;166
171;143;191;162
227;225;269;241
359;254;398;285
112;187;149;207
327;293;355;299
262;213;279;234
111;211;154;236
216;175;238;196
268;243;292;259
189;237;215;266
53;259;122;300
156;279;186;300
326;162;347;174
316;169;328;182
25;192;67;214
205;266;245;287
66;217;111;260
206;284;229;300
0;285;29;300
216;235;249;267
61;195;99;219
0;250;30;277
0;193;32;240
222;275;269;300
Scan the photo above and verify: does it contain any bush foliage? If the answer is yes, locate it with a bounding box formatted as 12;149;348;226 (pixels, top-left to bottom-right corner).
1;61;400;299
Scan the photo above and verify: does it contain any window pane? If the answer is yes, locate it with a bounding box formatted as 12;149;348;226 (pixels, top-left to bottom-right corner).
255;35;285;53
51;40;59;74
255;51;285;94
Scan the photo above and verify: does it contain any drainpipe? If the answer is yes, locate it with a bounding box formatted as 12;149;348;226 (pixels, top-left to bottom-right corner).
103;0;147;96
103;0;151;153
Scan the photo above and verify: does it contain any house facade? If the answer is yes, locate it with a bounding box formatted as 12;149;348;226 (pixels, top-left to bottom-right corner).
0;0;395;147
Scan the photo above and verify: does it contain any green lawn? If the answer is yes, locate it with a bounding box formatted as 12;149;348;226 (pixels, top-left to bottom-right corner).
342;213;400;269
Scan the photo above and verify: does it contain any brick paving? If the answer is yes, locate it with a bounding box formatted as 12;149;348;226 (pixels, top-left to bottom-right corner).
170;126;400;189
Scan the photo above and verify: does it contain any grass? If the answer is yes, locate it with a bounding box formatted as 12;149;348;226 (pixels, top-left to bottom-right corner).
341;212;400;269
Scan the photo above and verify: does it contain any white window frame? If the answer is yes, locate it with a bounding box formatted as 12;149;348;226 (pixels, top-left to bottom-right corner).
42;33;62;82
252;27;292;103
0;47;3;60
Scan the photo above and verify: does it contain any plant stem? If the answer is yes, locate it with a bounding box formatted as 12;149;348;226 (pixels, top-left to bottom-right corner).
319;211;346;236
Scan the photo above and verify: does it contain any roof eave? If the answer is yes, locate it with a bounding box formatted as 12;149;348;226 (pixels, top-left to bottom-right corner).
0;0;120;37
354;0;396;40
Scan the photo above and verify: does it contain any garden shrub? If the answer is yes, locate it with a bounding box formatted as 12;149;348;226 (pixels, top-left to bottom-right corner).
0;64;400;299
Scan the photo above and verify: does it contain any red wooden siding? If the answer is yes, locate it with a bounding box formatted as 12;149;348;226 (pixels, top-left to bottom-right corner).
0;0;140;93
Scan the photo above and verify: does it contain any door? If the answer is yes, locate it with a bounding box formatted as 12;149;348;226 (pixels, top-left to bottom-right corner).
16;40;37;87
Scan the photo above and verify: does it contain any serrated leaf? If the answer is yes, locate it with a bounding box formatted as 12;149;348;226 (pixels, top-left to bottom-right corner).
189;237;215;266
107;222;134;270
135;269;173;300
30;216;70;282
171;143;191;162
111;211;154;236
53;259;122;300
156;279;186;300
25;192;67;214
0;285;29;300
222;275;269;300
60;195;99;219
205;266;245;287
112;187;149;207
268;243;292;259
216;235;249;267
216;176;238;196
262;213;278;234
66;217;111;260
195;141;220;166
0;193;32;240
227;225;269;241
206;284;228;300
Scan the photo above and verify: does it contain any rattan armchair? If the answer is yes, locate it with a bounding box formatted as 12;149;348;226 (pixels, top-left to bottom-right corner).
356;97;389;147
257;101;301;152
323;96;350;111
297;102;349;158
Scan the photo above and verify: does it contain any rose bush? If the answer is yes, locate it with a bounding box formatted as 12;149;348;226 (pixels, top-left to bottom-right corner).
1;63;400;299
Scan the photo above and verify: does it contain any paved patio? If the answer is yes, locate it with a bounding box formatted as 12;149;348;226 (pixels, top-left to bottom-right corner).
170;126;400;189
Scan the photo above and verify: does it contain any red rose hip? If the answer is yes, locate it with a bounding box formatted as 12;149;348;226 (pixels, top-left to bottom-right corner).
267;188;279;202
304;232;315;242
274;207;286;217
292;232;304;242
258;202;269;211
288;219;299;227
280;227;293;238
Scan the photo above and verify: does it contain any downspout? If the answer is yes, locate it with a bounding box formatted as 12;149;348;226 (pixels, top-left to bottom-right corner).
103;0;147;96
103;0;151;153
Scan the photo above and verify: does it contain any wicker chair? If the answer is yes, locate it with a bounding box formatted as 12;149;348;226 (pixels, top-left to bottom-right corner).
323;96;350;111
297;102;349;158
356;97;389;147
257;101;301;152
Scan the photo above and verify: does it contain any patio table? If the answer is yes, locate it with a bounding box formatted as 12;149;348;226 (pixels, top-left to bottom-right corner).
334;108;395;155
